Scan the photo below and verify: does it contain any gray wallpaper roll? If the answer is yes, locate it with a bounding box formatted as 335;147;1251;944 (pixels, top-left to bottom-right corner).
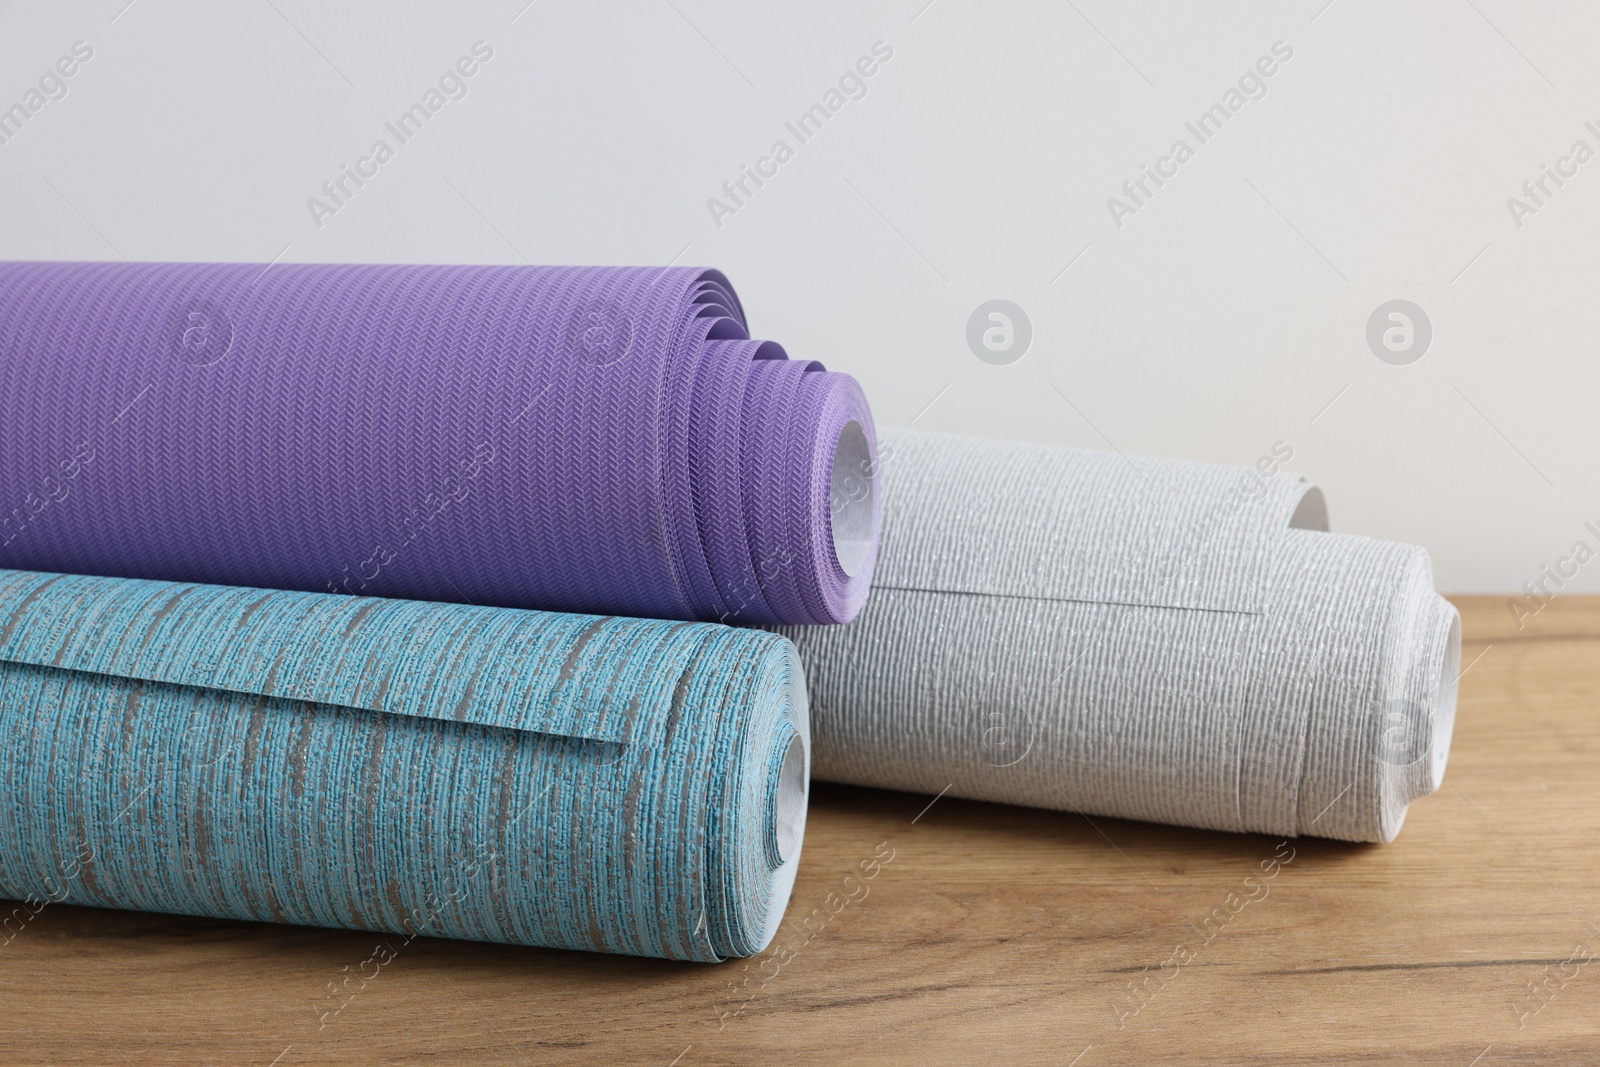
780;429;1459;844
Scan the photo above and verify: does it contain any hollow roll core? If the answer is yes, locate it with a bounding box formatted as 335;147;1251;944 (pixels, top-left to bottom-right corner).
830;420;876;579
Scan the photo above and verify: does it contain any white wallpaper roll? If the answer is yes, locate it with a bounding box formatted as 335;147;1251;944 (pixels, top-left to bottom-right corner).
780;430;1459;843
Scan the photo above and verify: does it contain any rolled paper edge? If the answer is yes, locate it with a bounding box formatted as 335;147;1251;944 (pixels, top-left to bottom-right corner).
752;638;810;955
1376;591;1462;844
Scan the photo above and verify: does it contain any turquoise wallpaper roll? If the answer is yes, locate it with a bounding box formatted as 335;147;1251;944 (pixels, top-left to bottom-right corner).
0;569;810;961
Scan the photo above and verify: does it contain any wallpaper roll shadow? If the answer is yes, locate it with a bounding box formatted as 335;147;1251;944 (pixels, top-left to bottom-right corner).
0;569;809;961
0;261;880;626
779;430;1460;844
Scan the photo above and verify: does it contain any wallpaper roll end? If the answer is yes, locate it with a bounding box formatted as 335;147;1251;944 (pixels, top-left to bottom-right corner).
743;636;811;957
1373;590;1461;844
1290;539;1462;845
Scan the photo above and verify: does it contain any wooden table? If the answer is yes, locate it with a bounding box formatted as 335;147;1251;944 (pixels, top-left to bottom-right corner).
4;597;1595;1066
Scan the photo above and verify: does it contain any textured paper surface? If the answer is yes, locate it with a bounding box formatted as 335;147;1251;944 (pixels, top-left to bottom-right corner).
782;429;1459;844
0;569;809;961
0;261;879;626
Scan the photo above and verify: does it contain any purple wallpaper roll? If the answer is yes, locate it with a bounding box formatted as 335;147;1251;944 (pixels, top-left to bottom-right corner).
0;262;881;625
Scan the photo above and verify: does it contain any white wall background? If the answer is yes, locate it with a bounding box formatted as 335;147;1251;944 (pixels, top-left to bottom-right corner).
1;0;1595;595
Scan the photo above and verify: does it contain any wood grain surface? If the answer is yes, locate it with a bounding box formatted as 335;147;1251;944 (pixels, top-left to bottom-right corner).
2;596;1595;1066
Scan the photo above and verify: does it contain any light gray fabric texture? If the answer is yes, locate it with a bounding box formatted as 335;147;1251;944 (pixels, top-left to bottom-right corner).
780;429;1459;844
